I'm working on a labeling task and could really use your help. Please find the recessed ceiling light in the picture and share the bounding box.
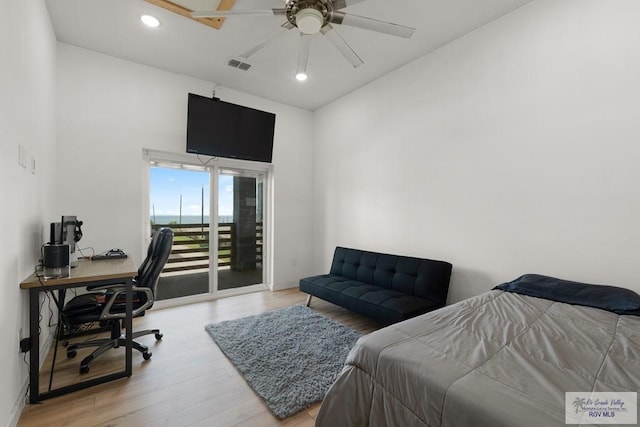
[295,72,308,82]
[140,15,160,28]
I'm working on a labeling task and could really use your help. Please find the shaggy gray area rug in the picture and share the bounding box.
[204,304,361,419]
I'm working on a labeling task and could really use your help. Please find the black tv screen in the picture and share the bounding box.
[186,93,276,163]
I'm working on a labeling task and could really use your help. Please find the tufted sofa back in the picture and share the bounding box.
[329,246,452,306]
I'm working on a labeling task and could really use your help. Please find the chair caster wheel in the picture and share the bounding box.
[155,333,163,340]
[67,350,77,359]
[80,365,89,374]
[143,352,152,360]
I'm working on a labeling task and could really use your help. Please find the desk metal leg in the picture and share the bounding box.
[125,278,132,376]
[28,288,40,404]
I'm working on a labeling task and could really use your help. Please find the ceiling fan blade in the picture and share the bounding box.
[320,24,363,68]
[296,34,312,78]
[328,12,415,38]
[239,28,291,59]
[332,0,368,10]
[192,9,286,19]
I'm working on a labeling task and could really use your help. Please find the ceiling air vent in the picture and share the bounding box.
[228,59,251,71]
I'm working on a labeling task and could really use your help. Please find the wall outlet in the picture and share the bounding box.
[20,337,31,353]
[18,328,30,353]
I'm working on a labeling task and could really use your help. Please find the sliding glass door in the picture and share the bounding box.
[147,154,270,302]
[150,165,211,300]
[216,168,265,291]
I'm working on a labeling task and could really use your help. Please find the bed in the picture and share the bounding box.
[316,274,640,426]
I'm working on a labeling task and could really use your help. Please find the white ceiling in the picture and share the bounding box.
[45,0,531,111]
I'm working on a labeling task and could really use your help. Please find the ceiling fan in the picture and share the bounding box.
[192,0,416,81]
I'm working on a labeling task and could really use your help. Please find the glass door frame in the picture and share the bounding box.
[211,164,270,297]
[143,149,273,307]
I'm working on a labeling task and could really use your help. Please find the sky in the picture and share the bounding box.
[150,167,233,217]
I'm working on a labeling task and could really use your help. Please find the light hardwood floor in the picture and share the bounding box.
[18,289,379,427]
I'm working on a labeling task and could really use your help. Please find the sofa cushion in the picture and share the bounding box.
[329,247,452,304]
[302,247,452,325]
[300,274,442,325]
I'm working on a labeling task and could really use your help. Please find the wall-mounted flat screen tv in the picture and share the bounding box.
[186,93,276,163]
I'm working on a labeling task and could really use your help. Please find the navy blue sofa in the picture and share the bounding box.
[300,247,453,325]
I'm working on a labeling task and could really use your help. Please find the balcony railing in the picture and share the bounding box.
[151,222,263,274]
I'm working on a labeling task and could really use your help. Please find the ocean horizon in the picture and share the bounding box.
[151,214,233,224]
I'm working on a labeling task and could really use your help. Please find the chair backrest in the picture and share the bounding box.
[135,227,174,306]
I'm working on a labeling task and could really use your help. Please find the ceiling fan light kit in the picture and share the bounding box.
[296,8,324,35]
[191,0,416,81]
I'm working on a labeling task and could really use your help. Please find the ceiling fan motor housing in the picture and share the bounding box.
[286,0,332,35]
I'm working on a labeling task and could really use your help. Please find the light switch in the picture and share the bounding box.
[18,144,27,168]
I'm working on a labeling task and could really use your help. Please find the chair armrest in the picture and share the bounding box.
[130,286,154,316]
[98,286,153,320]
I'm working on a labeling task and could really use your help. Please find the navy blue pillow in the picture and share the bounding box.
[495,274,640,316]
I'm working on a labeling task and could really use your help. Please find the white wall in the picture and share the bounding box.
[55,44,314,291]
[6,0,640,422]
[0,0,57,425]
[312,0,640,303]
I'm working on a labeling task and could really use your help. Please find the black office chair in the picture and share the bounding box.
[62,227,174,373]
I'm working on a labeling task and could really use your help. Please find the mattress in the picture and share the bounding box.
[316,289,640,426]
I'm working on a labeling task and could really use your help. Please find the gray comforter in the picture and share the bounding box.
[316,290,640,426]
